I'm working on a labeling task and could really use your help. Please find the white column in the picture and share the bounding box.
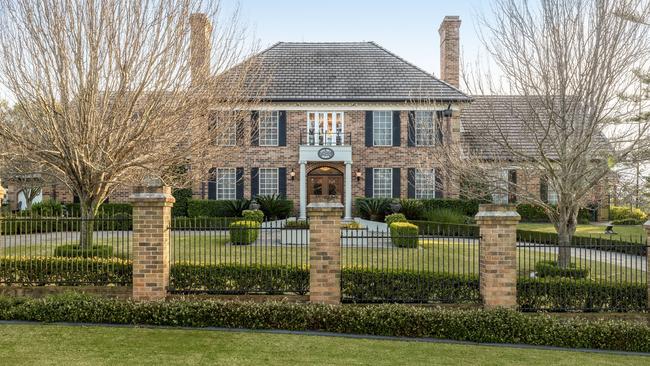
[344,162,353,221]
[299,161,307,220]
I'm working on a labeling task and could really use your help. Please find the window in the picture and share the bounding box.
[491,169,510,204]
[373,168,393,198]
[259,111,279,146]
[217,121,237,146]
[548,185,559,205]
[373,111,392,146]
[215,168,237,200]
[415,169,436,199]
[259,168,279,196]
[415,111,435,146]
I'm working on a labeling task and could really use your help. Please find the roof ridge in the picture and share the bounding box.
[367,42,470,100]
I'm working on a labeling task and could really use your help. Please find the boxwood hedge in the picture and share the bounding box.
[0,292,649,352]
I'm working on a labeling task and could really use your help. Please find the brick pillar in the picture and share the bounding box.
[308,202,343,305]
[643,220,650,309]
[130,184,175,301]
[475,204,521,309]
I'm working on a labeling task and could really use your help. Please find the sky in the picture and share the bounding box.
[232,0,491,78]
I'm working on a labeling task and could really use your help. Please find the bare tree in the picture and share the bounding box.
[419,0,650,267]
[0,0,264,246]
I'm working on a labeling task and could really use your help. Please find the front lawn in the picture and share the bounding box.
[0,324,647,365]
[518,223,647,241]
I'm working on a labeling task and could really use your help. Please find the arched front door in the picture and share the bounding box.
[307,166,344,204]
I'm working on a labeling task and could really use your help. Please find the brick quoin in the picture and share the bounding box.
[130,184,175,301]
[308,202,343,305]
[475,204,520,309]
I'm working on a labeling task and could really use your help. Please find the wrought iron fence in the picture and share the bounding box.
[168,218,309,295]
[340,223,481,304]
[0,216,132,286]
[517,231,648,311]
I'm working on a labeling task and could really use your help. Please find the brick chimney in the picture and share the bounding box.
[438,16,461,88]
[190,13,212,85]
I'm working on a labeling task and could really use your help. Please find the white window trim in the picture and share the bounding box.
[414,111,435,147]
[373,168,393,198]
[372,111,393,147]
[306,111,346,146]
[415,168,436,199]
[259,168,279,196]
[491,169,510,204]
[215,168,237,200]
[259,111,279,147]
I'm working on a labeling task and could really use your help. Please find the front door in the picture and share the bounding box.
[307,166,344,203]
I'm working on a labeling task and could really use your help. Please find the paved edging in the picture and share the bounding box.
[0,320,648,357]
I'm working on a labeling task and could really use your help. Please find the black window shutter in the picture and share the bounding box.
[392,111,401,146]
[392,168,401,198]
[365,111,373,147]
[251,168,259,198]
[508,169,518,204]
[435,111,444,145]
[278,167,287,197]
[365,168,373,197]
[208,168,217,200]
[407,111,416,147]
[407,168,416,198]
[236,119,245,146]
[540,176,548,203]
[278,111,287,146]
[236,167,244,199]
[435,169,444,199]
[250,111,259,146]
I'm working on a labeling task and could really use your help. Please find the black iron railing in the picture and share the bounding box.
[300,128,352,146]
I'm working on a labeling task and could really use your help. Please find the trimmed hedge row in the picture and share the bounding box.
[1,293,650,352]
[517,229,647,256]
[409,220,480,237]
[0,216,132,235]
[187,200,234,218]
[0,257,132,285]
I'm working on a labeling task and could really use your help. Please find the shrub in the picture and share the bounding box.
[242,209,264,223]
[516,230,647,256]
[389,222,419,248]
[341,221,364,229]
[356,198,391,221]
[224,199,251,217]
[255,195,293,220]
[516,204,549,222]
[187,200,231,218]
[63,203,132,217]
[398,199,424,220]
[0,257,131,285]
[610,218,643,225]
[171,189,193,217]
[30,200,64,217]
[100,212,132,231]
[228,220,260,245]
[284,220,309,229]
[419,199,481,217]
[410,220,479,237]
[53,245,114,259]
[422,208,469,224]
[2,293,650,352]
[534,260,589,279]
[172,216,239,230]
[610,205,647,221]
[384,213,407,226]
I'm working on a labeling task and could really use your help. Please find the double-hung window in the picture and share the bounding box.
[259,168,279,196]
[215,168,237,200]
[415,111,435,146]
[373,111,392,146]
[373,168,393,198]
[259,111,279,146]
[491,169,510,204]
[415,169,436,199]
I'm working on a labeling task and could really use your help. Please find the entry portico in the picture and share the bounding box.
[298,113,353,221]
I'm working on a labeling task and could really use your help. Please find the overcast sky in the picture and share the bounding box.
[233,0,491,78]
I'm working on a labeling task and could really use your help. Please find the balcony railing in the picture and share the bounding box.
[300,128,352,146]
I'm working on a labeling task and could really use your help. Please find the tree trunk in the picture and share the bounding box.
[556,207,578,268]
[79,201,96,248]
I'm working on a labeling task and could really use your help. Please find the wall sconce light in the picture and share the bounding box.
[355,169,362,182]
[290,169,295,181]
[442,103,453,118]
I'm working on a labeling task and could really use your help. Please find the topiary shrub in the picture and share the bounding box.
[255,195,293,220]
[534,260,589,279]
[53,245,114,258]
[389,222,419,248]
[384,213,407,226]
[228,220,260,245]
[242,209,264,223]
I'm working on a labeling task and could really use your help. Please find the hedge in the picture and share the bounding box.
[1,258,644,312]
[0,216,133,235]
[171,216,239,230]
[187,200,233,218]
[534,260,589,279]
[516,229,647,256]
[409,220,480,237]
[171,188,193,217]
[516,204,592,224]
[610,205,648,221]
[419,199,482,217]
[1,293,649,352]
[53,245,114,259]
[64,203,132,217]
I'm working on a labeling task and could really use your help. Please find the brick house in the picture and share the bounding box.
[1,14,608,220]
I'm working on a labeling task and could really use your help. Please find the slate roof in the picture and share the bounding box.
[226,42,470,102]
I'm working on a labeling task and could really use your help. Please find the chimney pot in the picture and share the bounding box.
[438,16,461,88]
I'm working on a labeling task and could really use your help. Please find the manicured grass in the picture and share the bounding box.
[518,223,647,241]
[0,323,647,365]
